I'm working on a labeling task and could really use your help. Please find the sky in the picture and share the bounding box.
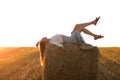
[0,0,120,47]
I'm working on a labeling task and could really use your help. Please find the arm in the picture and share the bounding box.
[36,41,40,47]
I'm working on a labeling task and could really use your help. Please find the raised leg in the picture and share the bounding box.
[77,27,104,40]
[72,17,100,32]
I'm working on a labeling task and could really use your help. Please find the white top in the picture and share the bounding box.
[49,34,63,48]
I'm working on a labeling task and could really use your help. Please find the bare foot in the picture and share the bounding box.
[94,35,104,40]
[92,16,100,25]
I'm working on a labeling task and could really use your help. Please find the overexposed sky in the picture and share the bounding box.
[0,0,120,47]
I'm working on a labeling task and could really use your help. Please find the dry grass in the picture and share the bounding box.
[99,47,120,64]
[98,47,120,80]
[0,47,41,80]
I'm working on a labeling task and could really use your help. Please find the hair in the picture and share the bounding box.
[40,37,49,58]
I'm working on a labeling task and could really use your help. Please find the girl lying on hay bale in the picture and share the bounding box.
[36,16,104,66]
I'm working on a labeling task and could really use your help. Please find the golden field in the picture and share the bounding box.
[0,47,120,80]
[98,47,120,80]
[0,47,41,80]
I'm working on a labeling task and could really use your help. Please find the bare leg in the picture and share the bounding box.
[72,17,100,32]
[72,17,103,40]
[77,27,104,40]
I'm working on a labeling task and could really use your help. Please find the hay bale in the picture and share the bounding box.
[44,43,99,80]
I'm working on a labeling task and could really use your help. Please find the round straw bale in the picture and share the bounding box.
[44,43,99,80]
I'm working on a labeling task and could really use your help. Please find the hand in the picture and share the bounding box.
[36,42,39,47]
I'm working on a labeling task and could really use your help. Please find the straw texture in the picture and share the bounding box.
[44,43,99,80]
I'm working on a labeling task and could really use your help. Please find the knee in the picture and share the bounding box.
[80,27,84,31]
[77,27,83,32]
[74,24,81,29]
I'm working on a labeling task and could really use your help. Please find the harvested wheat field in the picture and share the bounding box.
[98,47,120,80]
[0,47,41,80]
[0,45,120,80]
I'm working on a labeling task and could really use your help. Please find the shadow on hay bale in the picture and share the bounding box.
[44,43,100,80]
